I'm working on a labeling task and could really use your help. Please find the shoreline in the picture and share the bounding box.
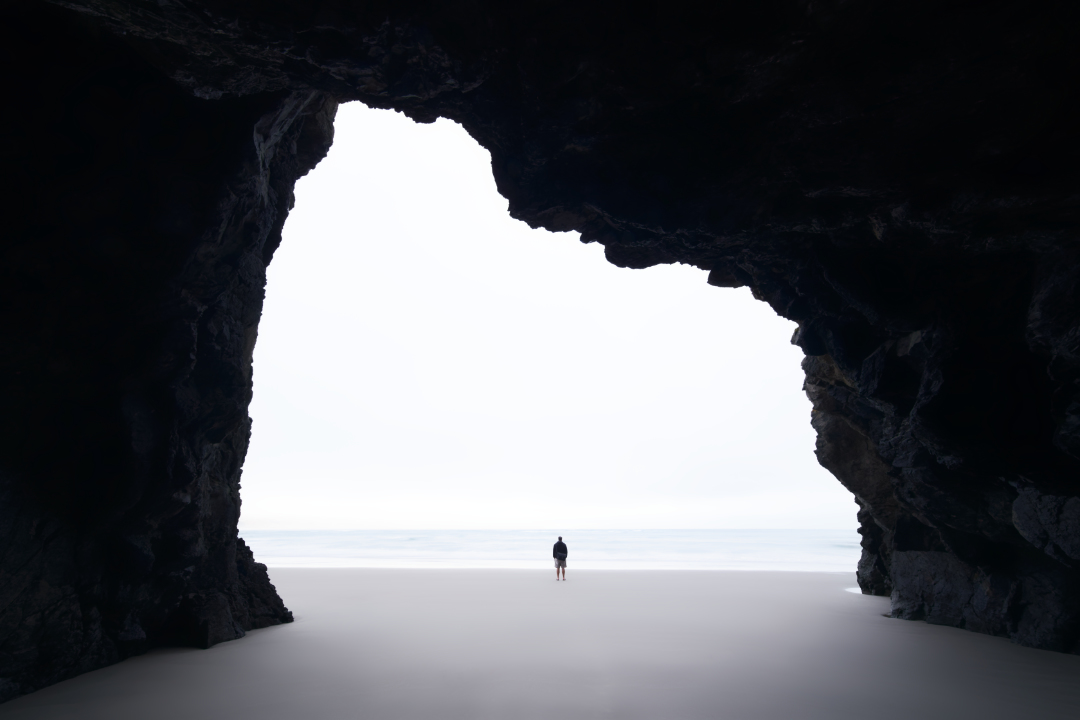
[258,565,862,571]
[240,528,862,573]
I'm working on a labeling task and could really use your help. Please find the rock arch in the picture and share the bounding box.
[2,0,1079,700]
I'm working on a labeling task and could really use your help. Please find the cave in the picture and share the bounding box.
[2,0,1080,702]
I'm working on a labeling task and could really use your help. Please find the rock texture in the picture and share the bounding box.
[2,0,1080,701]
[0,3,335,701]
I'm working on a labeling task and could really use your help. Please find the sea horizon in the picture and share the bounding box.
[242,528,861,572]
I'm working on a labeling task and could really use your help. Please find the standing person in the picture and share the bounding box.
[553,536,568,581]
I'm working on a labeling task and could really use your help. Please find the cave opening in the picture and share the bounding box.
[7,0,1080,705]
[238,102,857,564]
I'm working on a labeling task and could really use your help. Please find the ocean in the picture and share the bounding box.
[242,529,861,572]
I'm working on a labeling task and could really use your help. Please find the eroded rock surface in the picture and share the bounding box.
[2,0,1079,701]
[0,3,334,700]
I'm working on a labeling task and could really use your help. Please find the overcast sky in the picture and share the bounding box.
[238,102,856,530]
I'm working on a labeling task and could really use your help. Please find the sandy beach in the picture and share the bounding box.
[1,569,1078,719]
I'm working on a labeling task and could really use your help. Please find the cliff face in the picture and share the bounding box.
[3,0,1080,700]
[0,4,335,700]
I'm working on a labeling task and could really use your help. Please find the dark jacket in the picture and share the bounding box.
[553,541,568,560]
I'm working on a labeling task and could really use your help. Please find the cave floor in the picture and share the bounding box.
[2,569,1078,719]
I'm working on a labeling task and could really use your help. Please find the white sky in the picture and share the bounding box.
[239,102,856,530]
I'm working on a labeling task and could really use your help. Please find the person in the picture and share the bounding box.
[553,536,568,581]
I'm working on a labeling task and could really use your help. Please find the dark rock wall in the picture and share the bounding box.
[0,4,335,701]
[3,0,1080,700]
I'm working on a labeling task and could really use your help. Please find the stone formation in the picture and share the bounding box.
[1,0,1078,700]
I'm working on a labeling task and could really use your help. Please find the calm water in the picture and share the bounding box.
[242,529,860,572]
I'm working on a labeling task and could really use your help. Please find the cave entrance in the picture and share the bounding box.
[239,102,855,566]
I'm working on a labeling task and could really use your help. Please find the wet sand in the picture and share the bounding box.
[1,569,1078,719]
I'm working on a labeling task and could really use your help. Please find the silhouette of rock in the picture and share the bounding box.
[2,0,1079,701]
